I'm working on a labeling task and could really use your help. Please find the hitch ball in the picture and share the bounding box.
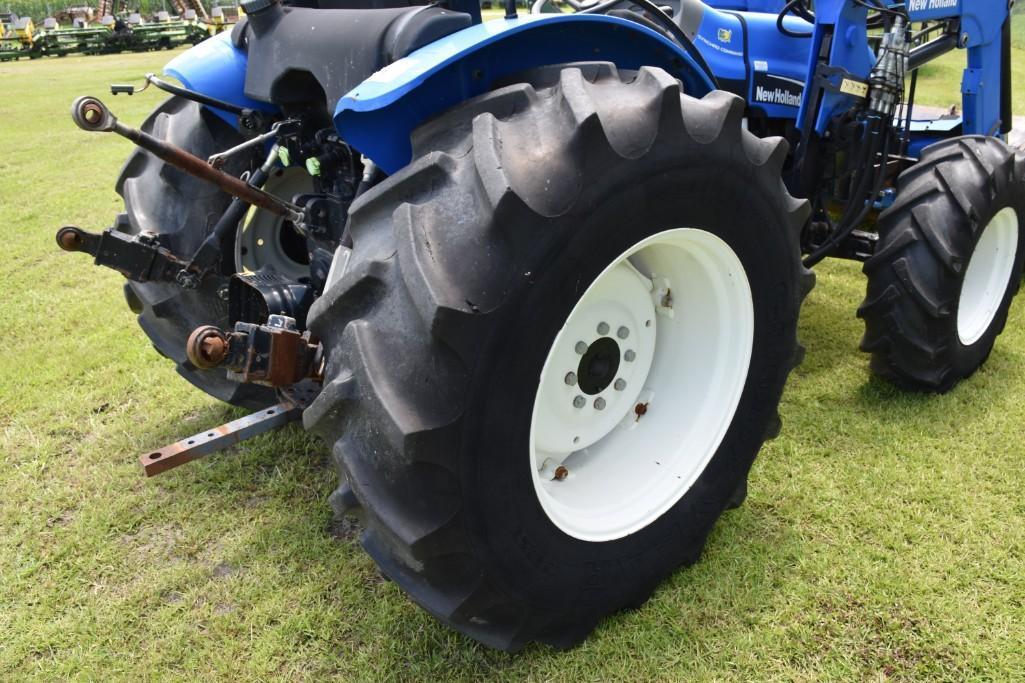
[55,226,86,252]
[186,325,230,369]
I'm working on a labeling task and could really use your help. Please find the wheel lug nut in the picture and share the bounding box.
[573,396,586,409]
[597,322,609,335]
[564,372,577,386]
[575,341,588,355]
[594,397,606,410]
[617,326,629,339]
[624,349,636,362]
[614,379,626,391]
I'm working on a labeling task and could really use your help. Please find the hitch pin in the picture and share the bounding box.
[70,96,304,225]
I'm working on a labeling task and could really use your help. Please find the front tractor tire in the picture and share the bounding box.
[859,137,1025,392]
[305,65,813,650]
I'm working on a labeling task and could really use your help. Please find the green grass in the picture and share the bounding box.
[3,44,1025,682]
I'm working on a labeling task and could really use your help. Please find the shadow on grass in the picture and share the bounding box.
[356,498,804,675]
[127,398,805,674]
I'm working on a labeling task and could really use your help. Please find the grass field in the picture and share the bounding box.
[3,32,1025,681]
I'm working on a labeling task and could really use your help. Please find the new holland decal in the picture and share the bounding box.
[908,0,958,10]
[752,73,805,108]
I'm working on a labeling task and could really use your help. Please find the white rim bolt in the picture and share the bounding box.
[573,396,586,409]
[594,397,606,410]
[597,322,610,335]
[617,326,629,339]
[614,379,626,391]
[565,372,577,386]
[575,341,588,355]
[624,349,636,362]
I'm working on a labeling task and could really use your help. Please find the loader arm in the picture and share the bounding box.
[798,0,1010,138]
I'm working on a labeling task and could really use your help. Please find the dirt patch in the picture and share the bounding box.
[328,516,362,542]
[45,509,75,528]
[211,561,236,579]
[213,602,236,616]
[120,523,185,562]
[162,590,185,604]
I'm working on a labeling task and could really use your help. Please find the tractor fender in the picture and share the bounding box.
[334,14,718,173]
[164,31,278,129]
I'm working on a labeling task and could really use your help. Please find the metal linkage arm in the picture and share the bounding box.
[70,96,303,225]
[140,401,303,476]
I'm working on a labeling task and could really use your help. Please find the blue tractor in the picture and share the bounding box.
[60,0,1023,650]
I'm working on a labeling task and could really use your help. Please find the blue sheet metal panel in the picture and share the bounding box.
[687,6,811,121]
[796,0,875,134]
[335,14,716,173]
[706,0,785,10]
[958,1,1007,137]
[689,10,746,85]
[164,32,279,128]
[960,41,1003,136]
[742,11,813,120]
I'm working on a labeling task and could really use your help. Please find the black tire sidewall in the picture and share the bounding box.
[863,138,1025,391]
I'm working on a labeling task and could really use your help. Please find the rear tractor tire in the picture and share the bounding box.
[305,65,814,650]
[859,136,1025,392]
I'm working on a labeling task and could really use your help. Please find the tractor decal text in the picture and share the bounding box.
[695,32,742,58]
[908,0,958,11]
[752,73,804,108]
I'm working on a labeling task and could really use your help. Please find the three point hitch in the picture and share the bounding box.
[58,96,305,291]
[59,96,325,477]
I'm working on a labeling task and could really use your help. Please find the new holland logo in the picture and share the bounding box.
[752,73,805,108]
[717,28,732,43]
[755,86,802,107]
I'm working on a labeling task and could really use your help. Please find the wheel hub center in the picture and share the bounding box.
[578,337,621,395]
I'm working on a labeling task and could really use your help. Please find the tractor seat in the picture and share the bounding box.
[236,3,473,110]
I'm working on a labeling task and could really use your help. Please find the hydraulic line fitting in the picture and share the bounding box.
[869,16,909,117]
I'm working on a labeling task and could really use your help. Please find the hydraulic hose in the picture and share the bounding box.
[803,118,893,268]
[776,0,813,38]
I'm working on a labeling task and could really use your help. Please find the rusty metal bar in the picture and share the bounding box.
[115,120,303,223]
[139,401,302,477]
[70,96,303,225]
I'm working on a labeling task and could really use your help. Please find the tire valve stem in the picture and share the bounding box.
[634,402,649,422]
[553,466,569,481]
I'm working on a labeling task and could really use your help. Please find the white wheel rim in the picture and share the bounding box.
[957,207,1019,346]
[529,228,754,542]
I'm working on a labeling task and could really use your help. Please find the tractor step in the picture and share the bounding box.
[139,401,303,477]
